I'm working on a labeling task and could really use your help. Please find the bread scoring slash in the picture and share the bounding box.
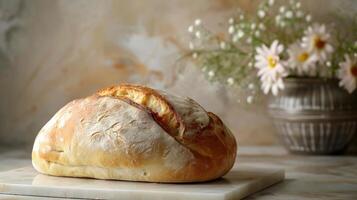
[32,84,237,183]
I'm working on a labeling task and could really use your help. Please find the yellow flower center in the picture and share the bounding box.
[314,36,326,50]
[351,65,357,77]
[298,52,309,62]
[267,56,277,69]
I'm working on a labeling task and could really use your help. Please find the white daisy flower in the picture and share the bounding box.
[261,76,285,96]
[302,24,333,63]
[338,55,357,93]
[287,42,318,76]
[255,40,287,95]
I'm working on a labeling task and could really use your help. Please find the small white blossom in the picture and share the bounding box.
[228,17,234,24]
[192,52,198,59]
[239,14,245,20]
[227,77,234,85]
[189,42,194,50]
[285,11,293,18]
[247,96,254,104]
[195,31,201,38]
[208,70,215,77]
[296,2,301,8]
[280,21,286,27]
[232,35,239,42]
[258,10,266,18]
[237,30,244,38]
[326,61,331,67]
[220,41,226,49]
[194,19,202,26]
[248,62,253,68]
[338,55,357,93]
[302,24,334,63]
[268,0,275,6]
[228,26,235,34]
[188,25,194,33]
[258,23,266,30]
[255,40,287,95]
[248,83,255,90]
[246,37,252,44]
[275,15,282,24]
[251,23,256,30]
[255,31,260,37]
[279,6,286,13]
[296,11,304,18]
[306,15,312,22]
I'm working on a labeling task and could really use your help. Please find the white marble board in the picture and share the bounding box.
[0,166,284,200]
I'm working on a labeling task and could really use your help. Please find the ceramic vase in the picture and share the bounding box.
[268,78,357,154]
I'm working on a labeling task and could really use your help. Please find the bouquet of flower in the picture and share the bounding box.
[186,0,357,103]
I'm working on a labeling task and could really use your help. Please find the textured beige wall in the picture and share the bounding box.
[0,0,356,147]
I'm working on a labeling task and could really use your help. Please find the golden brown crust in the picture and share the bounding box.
[97,84,184,138]
[32,84,237,182]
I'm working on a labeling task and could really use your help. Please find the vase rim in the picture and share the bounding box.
[284,77,338,83]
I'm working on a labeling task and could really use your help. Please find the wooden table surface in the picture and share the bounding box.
[1,146,356,199]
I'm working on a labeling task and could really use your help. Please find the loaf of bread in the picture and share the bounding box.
[32,84,237,182]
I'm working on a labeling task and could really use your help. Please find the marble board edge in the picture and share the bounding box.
[0,166,285,200]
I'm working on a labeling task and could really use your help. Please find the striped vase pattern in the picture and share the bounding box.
[268,78,357,154]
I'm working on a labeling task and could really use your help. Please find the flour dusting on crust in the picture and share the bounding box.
[32,85,237,183]
[158,91,210,136]
[50,96,193,170]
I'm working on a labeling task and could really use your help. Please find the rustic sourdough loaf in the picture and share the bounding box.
[32,84,237,182]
